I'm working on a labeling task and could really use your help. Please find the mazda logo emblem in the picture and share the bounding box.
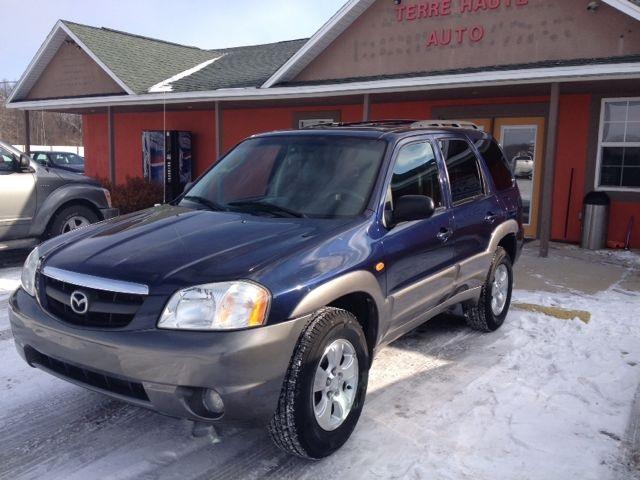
[70,290,89,315]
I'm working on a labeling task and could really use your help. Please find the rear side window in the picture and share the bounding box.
[0,146,16,173]
[391,142,443,208]
[439,139,484,204]
[475,138,514,191]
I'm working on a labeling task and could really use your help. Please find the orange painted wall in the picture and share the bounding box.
[550,94,591,243]
[84,110,216,183]
[82,95,639,248]
[609,202,640,248]
[221,103,363,153]
[82,113,109,180]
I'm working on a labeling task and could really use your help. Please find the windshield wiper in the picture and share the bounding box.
[183,195,227,212]
[228,200,306,218]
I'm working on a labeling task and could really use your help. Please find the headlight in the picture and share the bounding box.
[21,247,40,297]
[158,281,270,331]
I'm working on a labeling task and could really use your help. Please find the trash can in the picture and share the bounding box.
[581,191,610,250]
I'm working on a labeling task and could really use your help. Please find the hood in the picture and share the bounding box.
[51,167,97,184]
[43,205,353,294]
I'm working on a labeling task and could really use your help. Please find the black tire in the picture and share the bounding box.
[463,246,513,332]
[47,205,99,238]
[268,307,369,459]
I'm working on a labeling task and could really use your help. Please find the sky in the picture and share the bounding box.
[0,0,347,82]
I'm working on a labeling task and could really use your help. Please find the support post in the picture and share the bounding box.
[23,111,31,154]
[362,94,371,122]
[108,106,115,185]
[539,82,560,258]
[214,101,222,161]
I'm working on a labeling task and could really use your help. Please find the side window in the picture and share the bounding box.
[33,153,49,166]
[475,137,514,191]
[391,142,443,208]
[439,139,484,204]
[54,153,68,164]
[0,147,16,173]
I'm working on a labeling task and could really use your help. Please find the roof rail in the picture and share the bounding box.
[302,119,417,129]
[411,120,480,130]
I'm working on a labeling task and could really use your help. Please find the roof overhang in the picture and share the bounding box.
[7,20,134,104]
[7,61,640,111]
[601,0,640,21]
[262,0,640,88]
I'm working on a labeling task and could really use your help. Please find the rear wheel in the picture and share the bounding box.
[463,246,513,332]
[268,307,369,459]
[47,205,99,238]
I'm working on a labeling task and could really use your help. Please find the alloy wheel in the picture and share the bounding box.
[312,338,359,431]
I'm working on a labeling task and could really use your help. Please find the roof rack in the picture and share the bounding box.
[410,120,480,130]
[301,119,417,129]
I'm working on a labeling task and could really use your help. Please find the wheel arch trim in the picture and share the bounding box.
[290,271,388,329]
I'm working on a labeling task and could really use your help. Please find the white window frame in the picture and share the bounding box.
[595,97,640,192]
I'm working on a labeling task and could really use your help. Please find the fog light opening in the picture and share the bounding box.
[202,388,225,416]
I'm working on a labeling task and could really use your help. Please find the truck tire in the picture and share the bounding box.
[268,307,369,459]
[47,205,99,238]
[463,246,513,332]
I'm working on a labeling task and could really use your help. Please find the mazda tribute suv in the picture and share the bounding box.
[9,120,523,459]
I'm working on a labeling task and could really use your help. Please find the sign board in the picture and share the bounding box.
[294,0,640,83]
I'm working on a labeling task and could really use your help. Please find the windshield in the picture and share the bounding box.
[180,135,387,218]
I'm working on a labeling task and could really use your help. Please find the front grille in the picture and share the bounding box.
[26,347,149,402]
[40,275,145,328]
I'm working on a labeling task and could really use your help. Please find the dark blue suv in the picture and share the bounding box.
[9,120,523,459]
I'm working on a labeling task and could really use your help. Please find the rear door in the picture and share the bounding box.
[473,135,521,226]
[382,139,456,333]
[438,136,504,290]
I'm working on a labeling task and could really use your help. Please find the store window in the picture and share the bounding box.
[597,99,640,190]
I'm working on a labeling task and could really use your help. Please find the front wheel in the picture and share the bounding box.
[47,205,99,238]
[463,246,513,332]
[268,307,369,459]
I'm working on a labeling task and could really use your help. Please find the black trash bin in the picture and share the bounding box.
[581,191,610,250]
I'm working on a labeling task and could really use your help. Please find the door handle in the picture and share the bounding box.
[437,227,453,243]
[485,212,498,224]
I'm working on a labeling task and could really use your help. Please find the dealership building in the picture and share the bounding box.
[6,0,640,249]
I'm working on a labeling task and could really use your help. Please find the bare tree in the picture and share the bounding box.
[0,80,83,146]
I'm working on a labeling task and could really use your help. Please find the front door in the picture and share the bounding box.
[0,146,37,240]
[494,117,545,238]
[382,140,455,334]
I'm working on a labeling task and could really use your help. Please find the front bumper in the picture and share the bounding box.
[9,288,308,424]
[99,208,120,220]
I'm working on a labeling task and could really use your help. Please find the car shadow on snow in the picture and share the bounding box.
[0,312,503,480]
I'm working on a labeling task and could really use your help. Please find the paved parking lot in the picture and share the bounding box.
[0,244,639,480]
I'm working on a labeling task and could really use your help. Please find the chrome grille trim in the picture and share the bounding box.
[42,266,149,296]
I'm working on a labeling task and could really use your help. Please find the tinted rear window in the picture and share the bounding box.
[439,139,484,204]
[475,138,514,191]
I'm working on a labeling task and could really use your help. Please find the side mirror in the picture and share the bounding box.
[183,181,193,193]
[392,195,436,225]
[18,154,31,170]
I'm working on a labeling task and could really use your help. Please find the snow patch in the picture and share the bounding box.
[148,56,224,93]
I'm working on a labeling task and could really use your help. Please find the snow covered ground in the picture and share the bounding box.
[0,248,639,479]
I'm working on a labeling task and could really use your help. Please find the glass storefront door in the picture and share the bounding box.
[494,117,545,238]
[460,116,545,238]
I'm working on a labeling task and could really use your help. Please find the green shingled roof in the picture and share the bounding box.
[62,20,307,95]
